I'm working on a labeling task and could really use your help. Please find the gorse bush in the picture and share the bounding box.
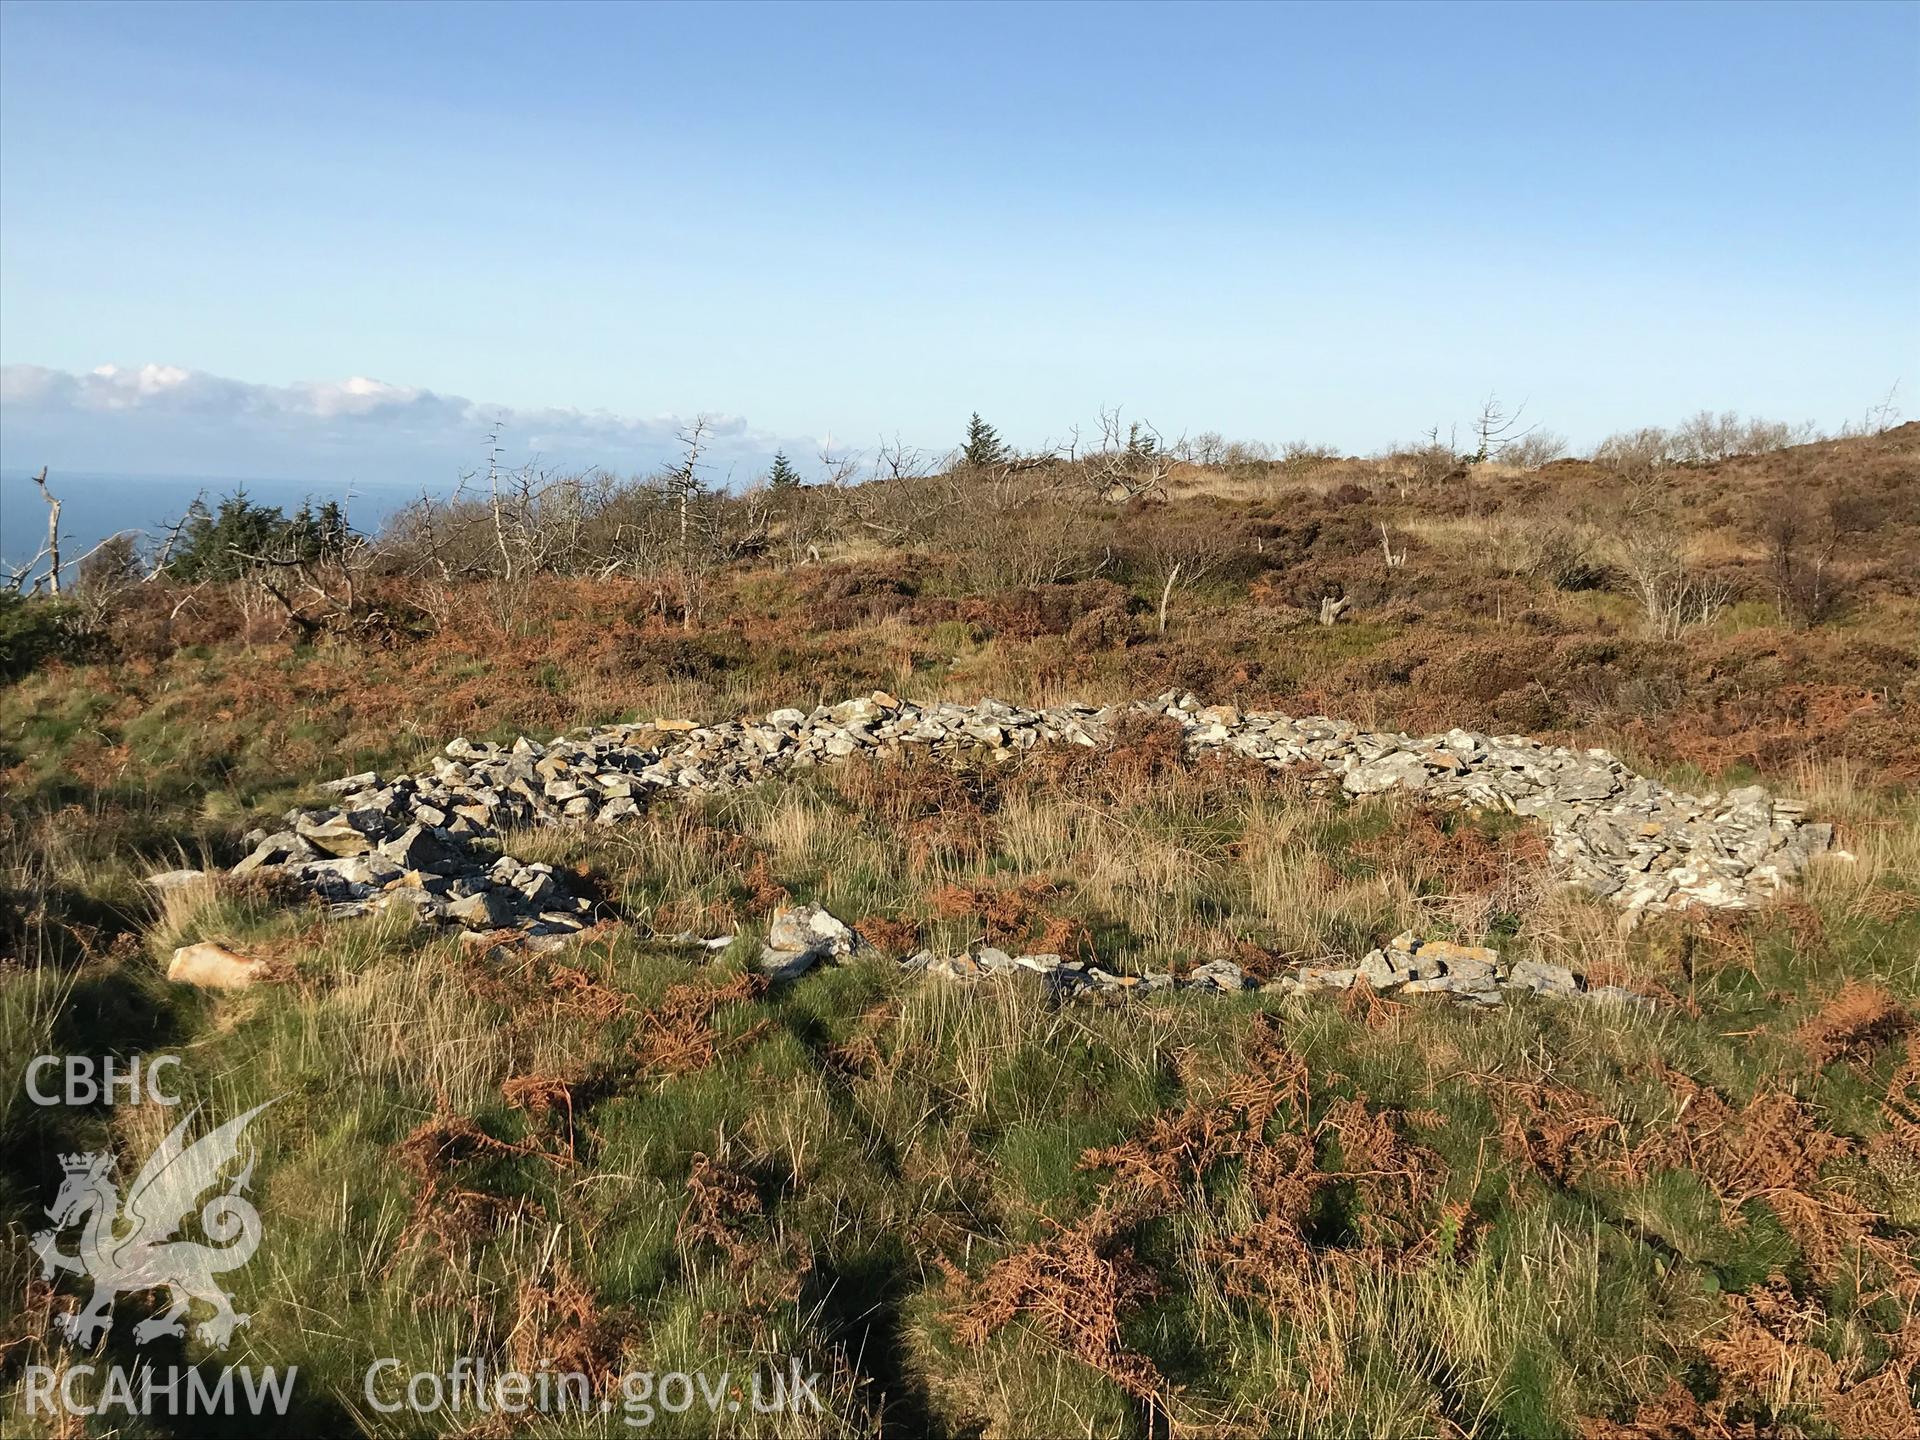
[0,591,88,681]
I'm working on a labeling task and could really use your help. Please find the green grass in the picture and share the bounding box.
[3,658,1918,1436]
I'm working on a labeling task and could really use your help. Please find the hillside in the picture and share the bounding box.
[2,422,1917,1437]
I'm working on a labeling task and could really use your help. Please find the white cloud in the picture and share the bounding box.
[0,362,804,485]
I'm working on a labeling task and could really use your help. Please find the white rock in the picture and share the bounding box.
[168,942,272,989]
[767,903,865,959]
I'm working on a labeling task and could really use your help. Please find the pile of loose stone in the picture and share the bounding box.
[1276,930,1656,1011]
[746,900,1664,1010]
[218,690,1837,994]
[877,925,1658,1011]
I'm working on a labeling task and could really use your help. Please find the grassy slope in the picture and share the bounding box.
[1,433,1917,1438]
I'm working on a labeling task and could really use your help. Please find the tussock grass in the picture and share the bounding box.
[3,423,1917,1432]
[7,738,1914,1435]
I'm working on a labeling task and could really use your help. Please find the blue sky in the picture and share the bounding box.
[1,0,1916,484]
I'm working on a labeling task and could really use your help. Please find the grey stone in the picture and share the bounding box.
[168,942,272,989]
[1401,975,1503,1005]
[376,886,447,921]
[379,824,453,871]
[667,931,737,952]
[1343,751,1429,795]
[927,953,985,982]
[232,830,311,874]
[1552,766,1620,802]
[755,945,824,982]
[1506,959,1579,995]
[251,690,1837,959]
[445,891,520,929]
[1357,948,1412,990]
[1186,959,1248,992]
[767,903,866,959]
[297,814,375,857]
[516,871,561,907]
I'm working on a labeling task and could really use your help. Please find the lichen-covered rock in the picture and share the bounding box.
[1507,958,1580,995]
[1186,958,1249,993]
[767,903,867,960]
[756,903,869,981]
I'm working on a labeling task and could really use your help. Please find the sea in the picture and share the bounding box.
[0,469,451,574]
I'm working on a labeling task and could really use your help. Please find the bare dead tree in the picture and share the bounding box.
[1761,488,1869,625]
[0,468,132,599]
[145,491,205,580]
[650,418,718,629]
[170,581,211,625]
[484,421,515,583]
[1382,425,1459,495]
[1469,394,1537,463]
[933,450,1113,589]
[1141,520,1224,635]
[1861,381,1902,436]
[5,468,64,596]
[385,483,498,583]
[223,509,377,641]
[1616,525,1732,639]
[1075,405,1173,502]
[666,419,709,556]
[32,469,60,595]
[837,436,968,545]
[65,532,145,633]
[1185,431,1227,466]
[1089,447,1171,502]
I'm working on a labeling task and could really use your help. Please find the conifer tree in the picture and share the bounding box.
[316,500,349,559]
[767,450,802,490]
[168,488,290,581]
[962,412,1009,468]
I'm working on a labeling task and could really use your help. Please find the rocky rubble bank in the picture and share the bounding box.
[219,690,1837,985]
[870,923,1659,1011]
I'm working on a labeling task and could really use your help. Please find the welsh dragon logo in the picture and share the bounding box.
[31,1100,274,1350]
